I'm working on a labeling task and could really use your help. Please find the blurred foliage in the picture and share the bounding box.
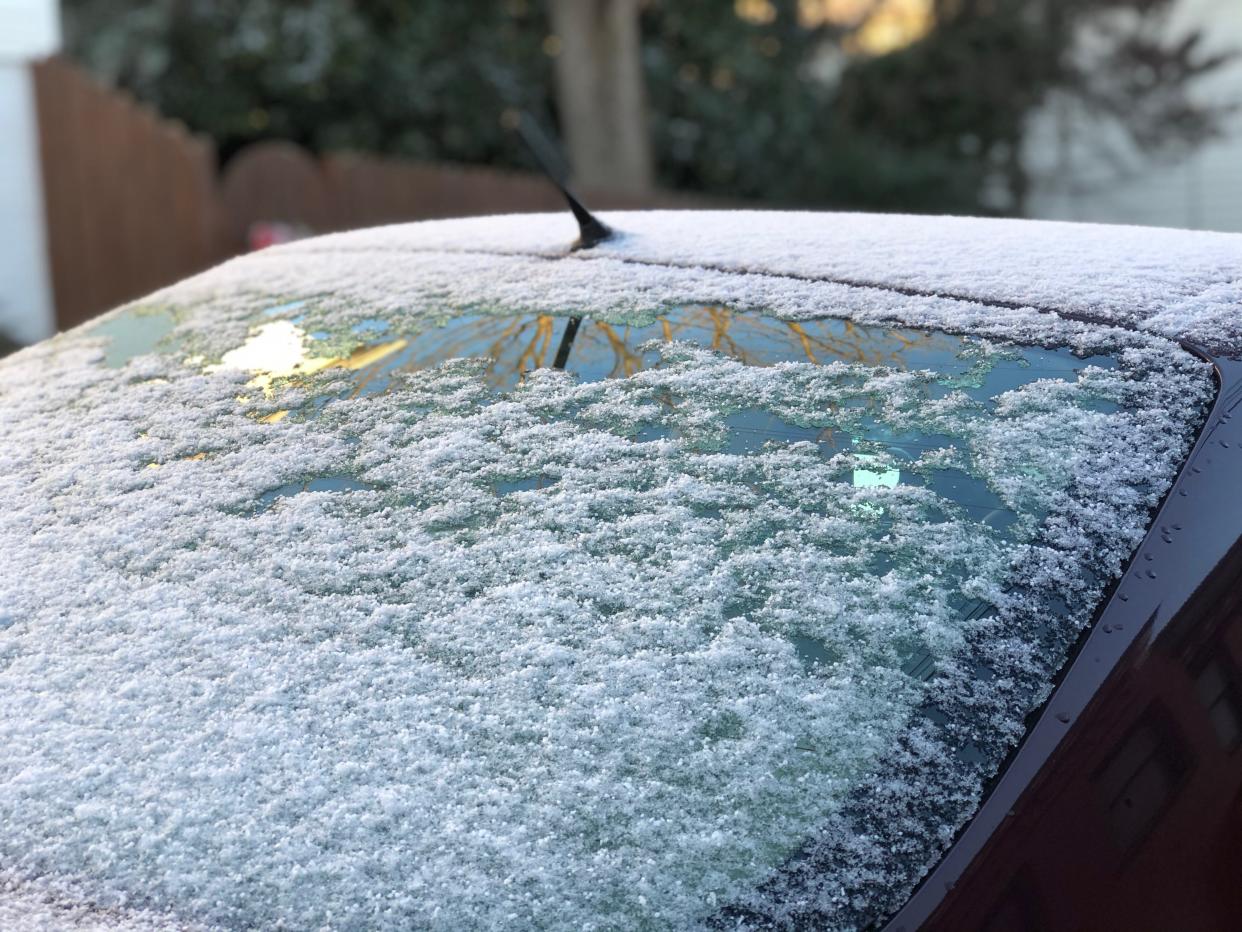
[648,0,1234,212]
[62,0,557,166]
[643,0,982,211]
[63,0,1233,215]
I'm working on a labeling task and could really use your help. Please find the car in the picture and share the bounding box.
[0,207,1240,931]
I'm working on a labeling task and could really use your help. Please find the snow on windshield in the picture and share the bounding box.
[0,291,1213,929]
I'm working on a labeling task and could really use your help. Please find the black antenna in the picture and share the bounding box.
[504,108,613,370]
[551,316,583,370]
[514,111,614,250]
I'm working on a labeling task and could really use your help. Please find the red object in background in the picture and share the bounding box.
[247,221,309,252]
[922,583,1242,932]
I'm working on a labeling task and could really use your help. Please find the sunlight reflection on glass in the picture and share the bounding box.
[205,320,408,395]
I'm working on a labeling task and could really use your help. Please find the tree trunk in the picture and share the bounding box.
[546,0,653,194]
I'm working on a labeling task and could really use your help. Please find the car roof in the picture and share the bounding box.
[245,210,1242,355]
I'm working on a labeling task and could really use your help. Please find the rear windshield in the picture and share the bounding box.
[0,301,1213,929]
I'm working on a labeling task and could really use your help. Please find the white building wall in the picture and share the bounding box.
[1026,0,1242,233]
[0,0,59,345]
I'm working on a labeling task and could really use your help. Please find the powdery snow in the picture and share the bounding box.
[273,210,1242,353]
[0,210,1230,929]
[0,876,193,932]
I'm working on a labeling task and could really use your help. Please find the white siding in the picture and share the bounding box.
[0,0,58,344]
[1026,0,1242,233]
[0,0,59,59]
[0,63,56,344]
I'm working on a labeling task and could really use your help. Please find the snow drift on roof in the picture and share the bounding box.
[266,210,1242,354]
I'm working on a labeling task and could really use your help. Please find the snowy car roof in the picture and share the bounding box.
[0,211,1237,930]
[271,210,1242,353]
[124,209,1242,362]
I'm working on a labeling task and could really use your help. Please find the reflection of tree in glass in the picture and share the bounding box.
[423,314,558,374]
[345,306,963,397]
[375,306,960,391]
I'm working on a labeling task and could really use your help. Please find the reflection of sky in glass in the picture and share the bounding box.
[94,309,178,368]
[377,310,973,391]
[307,307,1117,400]
[94,304,1119,542]
[251,476,374,515]
[95,302,1118,586]
[95,303,1115,398]
[321,308,1110,523]
[243,309,1104,563]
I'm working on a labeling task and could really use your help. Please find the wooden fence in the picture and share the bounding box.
[217,146,692,255]
[32,57,698,332]
[32,58,223,330]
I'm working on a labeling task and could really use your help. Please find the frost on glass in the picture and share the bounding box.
[0,302,1213,930]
